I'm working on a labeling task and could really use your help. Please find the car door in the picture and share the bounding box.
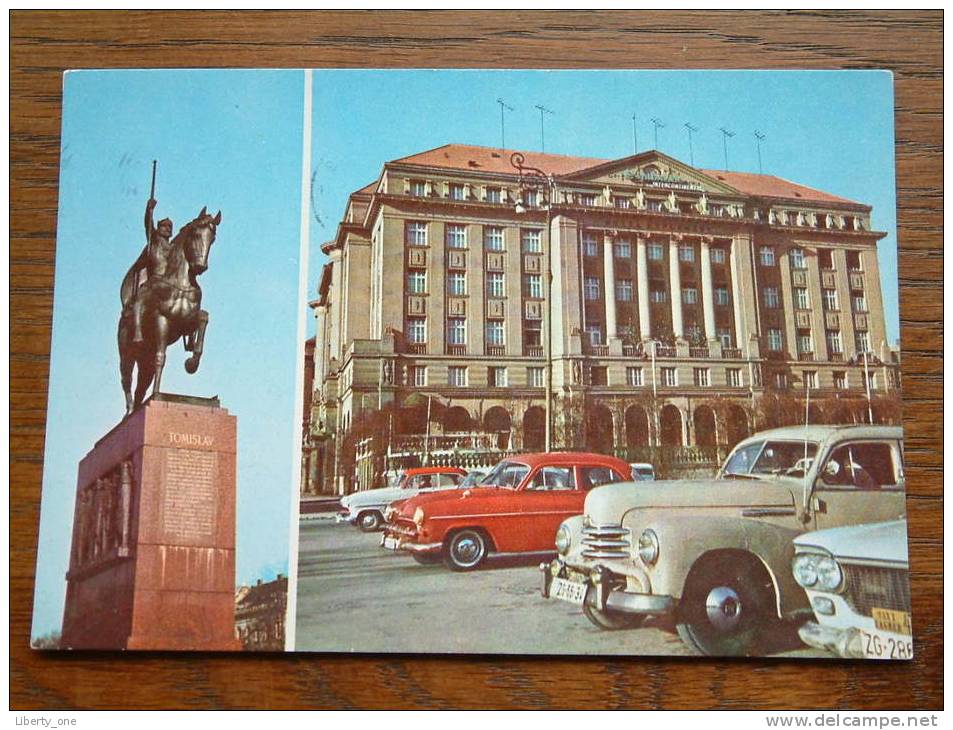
[513,465,585,552]
[811,439,907,531]
[433,473,464,491]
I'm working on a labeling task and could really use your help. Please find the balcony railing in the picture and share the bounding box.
[654,345,677,358]
[445,345,467,356]
[406,343,427,354]
[487,345,506,357]
[524,346,544,358]
[589,345,610,357]
[722,347,743,359]
[689,346,710,359]
[798,352,816,362]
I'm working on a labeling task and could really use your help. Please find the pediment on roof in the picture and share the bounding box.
[565,151,741,196]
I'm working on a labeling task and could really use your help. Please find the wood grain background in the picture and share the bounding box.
[10,10,942,710]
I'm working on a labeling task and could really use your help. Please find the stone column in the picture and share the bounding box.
[861,247,888,359]
[700,237,716,341]
[832,248,857,359]
[777,247,799,360]
[313,303,328,388]
[603,232,620,353]
[805,248,829,361]
[636,236,651,340]
[668,237,684,339]
[327,248,343,363]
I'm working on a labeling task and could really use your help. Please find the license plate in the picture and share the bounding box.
[872,607,912,635]
[860,629,914,660]
[381,535,399,551]
[550,576,587,605]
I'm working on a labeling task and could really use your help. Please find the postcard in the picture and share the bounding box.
[32,69,909,659]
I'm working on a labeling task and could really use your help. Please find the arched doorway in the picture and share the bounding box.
[659,404,683,447]
[693,405,717,447]
[484,406,512,450]
[444,406,472,433]
[724,404,750,448]
[586,404,615,454]
[523,406,546,451]
[625,405,650,450]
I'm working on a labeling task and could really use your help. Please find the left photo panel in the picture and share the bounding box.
[30,69,311,651]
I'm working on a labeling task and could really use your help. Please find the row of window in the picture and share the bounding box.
[583,277,732,306]
[761,286,868,312]
[407,364,542,388]
[580,233,729,264]
[773,370,876,391]
[406,221,542,252]
[407,270,545,299]
[759,246,865,272]
[765,328,871,355]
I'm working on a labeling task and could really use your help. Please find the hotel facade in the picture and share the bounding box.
[303,145,899,494]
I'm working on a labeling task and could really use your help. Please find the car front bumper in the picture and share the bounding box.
[540,558,675,616]
[379,531,442,554]
[798,621,865,659]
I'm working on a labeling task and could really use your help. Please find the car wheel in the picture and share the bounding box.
[357,510,383,532]
[676,562,776,657]
[444,529,488,571]
[583,601,646,631]
[411,553,442,565]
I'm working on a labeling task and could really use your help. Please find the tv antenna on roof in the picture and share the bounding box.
[754,130,766,174]
[650,118,665,150]
[684,122,699,167]
[631,113,639,155]
[535,105,554,152]
[496,98,514,150]
[719,127,736,170]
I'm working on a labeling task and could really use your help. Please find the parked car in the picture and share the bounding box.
[381,452,633,570]
[542,425,905,656]
[338,466,467,531]
[630,462,656,481]
[793,519,911,660]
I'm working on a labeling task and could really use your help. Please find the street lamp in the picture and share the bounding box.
[510,151,557,452]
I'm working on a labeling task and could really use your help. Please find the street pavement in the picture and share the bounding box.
[293,519,827,658]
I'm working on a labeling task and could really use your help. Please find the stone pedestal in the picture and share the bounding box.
[61,394,241,650]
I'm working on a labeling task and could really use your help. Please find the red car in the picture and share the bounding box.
[381,452,633,570]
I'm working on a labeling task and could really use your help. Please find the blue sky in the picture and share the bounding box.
[308,70,899,343]
[31,69,306,639]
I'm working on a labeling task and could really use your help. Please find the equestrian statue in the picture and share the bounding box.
[118,161,221,415]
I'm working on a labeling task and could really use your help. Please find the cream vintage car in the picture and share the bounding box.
[793,519,911,660]
[542,424,906,657]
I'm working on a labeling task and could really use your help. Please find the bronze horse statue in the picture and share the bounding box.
[118,207,221,415]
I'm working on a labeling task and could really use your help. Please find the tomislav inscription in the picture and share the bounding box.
[167,431,214,447]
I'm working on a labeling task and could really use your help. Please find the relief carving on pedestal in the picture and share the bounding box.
[73,459,136,570]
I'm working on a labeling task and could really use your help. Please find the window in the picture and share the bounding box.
[790,247,806,269]
[406,221,428,246]
[447,366,468,387]
[833,371,848,390]
[726,368,743,387]
[485,321,505,346]
[524,320,542,348]
[487,272,505,298]
[650,288,667,304]
[578,193,597,207]
[661,367,678,387]
[853,294,868,312]
[826,330,843,355]
[521,228,542,253]
[717,328,733,348]
[590,366,608,386]
[855,331,871,353]
[774,372,788,389]
[647,198,664,212]
[406,317,427,343]
[586,325,603,346]
[584,277,601,301]
[763,287,779,309]
[409,365,427,387]
[797,332,813,355]
[686,324,703,343]
[715,287,730,306]
[447,271,467,296]
[626,367,644,386]
[682,288,698,305]
[579,466,624,489]
[648,243,664,260]
[803,370,818,390]
[527,366,545,388]
[818,249,834,269]
[525,274,543,299]
[693,368,710,387]
[449,183,465,200]
[447,317,466,346]
[821,443,897,490]
[484,226,505,251]
[410,179,427,196]
[525,189,539,208]
[614,197,631,209]
[767,328,783,351]
[528,466,575,491]
[615,240,632,258]
[679,245,695,263]
[483,461,528,487]
[711,248,726,264]
[847,251,863,271]
[407,269,427,294]
[759,246,776,266]
[485,186,501,203]
[794,287,810,310]
[823,289,839,311]
[582,232,599,257]
[446,223,467,248]
[866,372,877,390]
[488,366,507,387]
[617,279,633,301]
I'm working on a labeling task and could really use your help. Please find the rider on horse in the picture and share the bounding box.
[130,198,174,343]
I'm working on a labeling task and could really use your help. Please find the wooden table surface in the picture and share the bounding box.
[10,10,942,710]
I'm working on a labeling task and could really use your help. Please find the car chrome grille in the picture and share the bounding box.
[842,563,911,617]
[581,523,631,559]
[387,520,418,538]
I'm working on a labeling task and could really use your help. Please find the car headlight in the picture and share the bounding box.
[792,554,818,588]
[413,507,425,526]
[638,529,659,565]
[815,556,843,592]
[792,553,843,592]
[555,524,572,555]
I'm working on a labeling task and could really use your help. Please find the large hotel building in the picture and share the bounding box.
[304,144,899,494]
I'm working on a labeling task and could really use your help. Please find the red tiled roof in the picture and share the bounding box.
[387,144,860,206]
[352,180,378,196]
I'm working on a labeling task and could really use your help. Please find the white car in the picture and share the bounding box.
[793,519,911,660]
[337,467,467,531]
[629,462,655,481]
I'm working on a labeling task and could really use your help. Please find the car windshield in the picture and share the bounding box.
[481,461,530,489]
[633,468,654,480]
[722,440,819,478]
[460,472,488,488]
